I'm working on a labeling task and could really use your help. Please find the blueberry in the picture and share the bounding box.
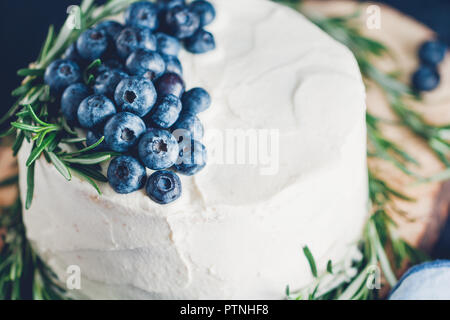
[185,29,215,54]
[174,139,207,176]
[61,83,90,125]
[44,59,82,94]
[162,54,183,76]
[114,77,157,117]
[419,40,447,66]
[171,114,204,142]
[76,28,108,61]
[115,26,157,60]
[181,87,211,115]
[412,65,440,92]
[77,94,117,129]
[86,130,108,151]
[108,156,147,194]
[156,1,187,33]
[166,5,200,39]
[95,20,124,41]
[138,129,179,170]
[126,48,166,80]
[104,112,146,152]
[151,94,182,128]
[125,1,159,31]
[146,170,182,204]
[189,0,215,27]
[156,32,181,56]
[94,69,128,99]
[155,72,185,97]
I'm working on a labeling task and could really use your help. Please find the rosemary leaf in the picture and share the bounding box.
[10,122,42,133]
[12,131,25,156]
[63,136,105,156]
[47,151,72,181]
[26,133,57,167]
[17,69,45,77]
[326,260,333,274]
[302,246,318,278]
[11,82,33,97]
[25,104,51,127]
[38,25,55,63]
[64,155,111,165]
[71,167,102,195]
[26,162,35,210]
[68,164,108,182]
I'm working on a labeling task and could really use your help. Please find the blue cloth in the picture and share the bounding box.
[389,260,450,300]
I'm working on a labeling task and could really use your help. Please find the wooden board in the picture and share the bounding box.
[303,0,450,251]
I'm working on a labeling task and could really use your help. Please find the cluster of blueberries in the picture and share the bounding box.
[412,40,447,92]
[43,0,217,204]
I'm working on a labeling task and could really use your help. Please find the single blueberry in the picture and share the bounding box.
[86,130,108,151]
[146,170,182,204]
[76,28,108,61]
[61,83,90,125]
[171,114,204,142]
[185,28,215,54]
[44,59,82,94]
[156,1,186,34]
[108,156,147,194]
[77,94,117,129]
[155,72,185,97]
[174,139,207,176]
[94,69,129,99]
[95,20,124,41]
[115,26,157,60]
[114,77,157,117]
[151,94,182,128]
[138,129,179,170]
[412,65,440,92]
[189,1,215,27]
[126,48,166,80]
[166,5,200,39]
[181,87,211,115]
[104,112,146,152]
[419,40,447,66]
[125,1,159,31]
[162,54,183,76]
[156,32,181,56]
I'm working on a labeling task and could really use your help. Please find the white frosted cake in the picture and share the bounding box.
[18,0,368,299]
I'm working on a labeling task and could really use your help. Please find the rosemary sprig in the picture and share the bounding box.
[0,198,66,300]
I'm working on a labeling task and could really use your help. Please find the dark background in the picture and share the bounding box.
[0,0,449,257]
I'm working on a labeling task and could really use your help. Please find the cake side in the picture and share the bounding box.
[19,0,368,299]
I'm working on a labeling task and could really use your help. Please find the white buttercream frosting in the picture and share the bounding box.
[18,0,368,299]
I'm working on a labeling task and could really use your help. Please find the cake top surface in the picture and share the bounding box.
[96,0,365,210]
